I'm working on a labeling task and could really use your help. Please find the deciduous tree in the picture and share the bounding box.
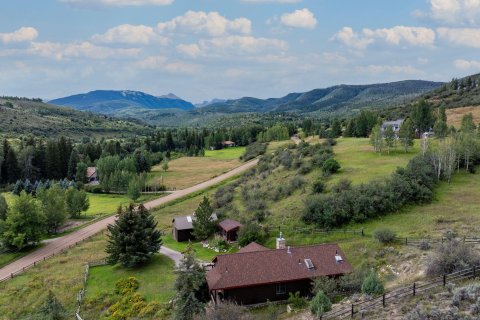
[65,187,89,218]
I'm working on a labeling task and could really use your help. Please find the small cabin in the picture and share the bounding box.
[86,167,99,184]
[172,213,218,242]
[222,141,236,148]
[218,219,242,242]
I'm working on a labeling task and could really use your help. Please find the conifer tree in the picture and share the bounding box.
[106,204,162,267]
[67,149,78,180]
[192,196,215,240]
[5,148,20,183]
[37,290,68,320]
[0,194,7,221]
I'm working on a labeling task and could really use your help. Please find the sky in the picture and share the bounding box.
[1,0,480,103]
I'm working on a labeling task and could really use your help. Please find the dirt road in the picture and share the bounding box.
[0,159,258,282]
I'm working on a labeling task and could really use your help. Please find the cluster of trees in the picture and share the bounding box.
[343,110,379,138]
[12,178,78,196]
[0,187,89,249]
[303,155,437,228]
[256,124,292,142]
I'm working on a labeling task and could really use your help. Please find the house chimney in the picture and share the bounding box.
[276,231,286,250]
[287,246,291,254]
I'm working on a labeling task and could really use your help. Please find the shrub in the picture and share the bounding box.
[208,235,230,253]
[238,222,267,247]
[312,276,338,300]
[426,239,480,277]
[241,143,267,161]
[298,163,312,175]
[312,180,325,194]
[310,291,332,317]
[322,158,341,174]
[288,291,308,310]
[331,179,351,193]
[339,268,369,295]
[419,240,431,250]
[373,228,396,244]
[201,301,248,320]
[361,269,384,296]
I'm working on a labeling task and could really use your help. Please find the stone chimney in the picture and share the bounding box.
[276,231,286,250]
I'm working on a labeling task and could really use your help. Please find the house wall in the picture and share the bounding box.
[173,228,195,242]
[222,279,312,305]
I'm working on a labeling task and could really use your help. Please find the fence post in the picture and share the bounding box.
[443,274,447,286]
[361,229,364,236]
[382,293,386,307]
[351,304,354,317]
[413,282,416,296]
[405,237,408,245]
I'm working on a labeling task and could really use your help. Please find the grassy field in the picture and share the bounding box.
[85,193,160,216]
[149,155,242,190]
[204,146,246,159]
[330,137,420,186]
[84,254,175,304]
[446,105,480,128]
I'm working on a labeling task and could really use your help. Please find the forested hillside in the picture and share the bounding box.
[0,98,152,138]
[423,73,480,108]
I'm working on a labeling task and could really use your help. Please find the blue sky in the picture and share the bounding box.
[1,0,480,102]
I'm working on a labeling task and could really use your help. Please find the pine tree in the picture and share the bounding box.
[361,269,384,296]
[330,119,342,138]
[37,290,68,320]
[106,204,162,267]
[127,176,141,201]
[67,149,78,180]
[5,148,20,183]
[192,196,216,240]
[0,194,8,221]
[398,118,415,152]
[173,245,208,320]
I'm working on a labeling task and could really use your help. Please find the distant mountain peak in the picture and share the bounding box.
[158,93,182,100]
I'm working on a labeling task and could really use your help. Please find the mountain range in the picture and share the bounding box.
[48,80,444,126]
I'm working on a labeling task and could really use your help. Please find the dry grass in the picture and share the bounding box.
[149,156,242,190]
[446,106,480,128]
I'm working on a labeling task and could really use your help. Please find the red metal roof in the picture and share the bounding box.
[86,167,97,178]
[207,243,353,291]
[218,219,242,232]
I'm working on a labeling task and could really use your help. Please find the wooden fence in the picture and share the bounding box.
[75,260,108,320]
[267,226,364,237]
[320,265,479,319]
[396,236,480,247]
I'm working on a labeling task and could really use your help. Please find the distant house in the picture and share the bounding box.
[86,167,99,184]
[222,141,236,148]
[381,119,404,135]
[206,241,353,305]
[218,219,242,242]
[172,213,218,242]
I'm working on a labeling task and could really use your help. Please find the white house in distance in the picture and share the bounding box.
[381,119,404,135]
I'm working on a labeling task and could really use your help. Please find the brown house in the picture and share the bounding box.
[206,242,353,305]
[218,219,242,241]
[86,167,99,184]
[172,213,218,242]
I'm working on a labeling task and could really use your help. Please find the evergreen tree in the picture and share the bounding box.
[461,113,477,133]
[192,196,216,240]
[5,148,20,183]
[410,100,434,133]
[398,119,415,152]
[0,194,7,221]
[38,185,67,234]
[1,139,11,183]
[65,187,89,218]
[45,140,60,179]
[36,290,68,320]
[75,162,88,183]
[361,269,384,296]
[330,119,342,138]
[310,290,332,317]
[127,176,141,201]
[173,245,208,320]
[106,204,162,267]
[1,191,45,249]
[67,149,78,180]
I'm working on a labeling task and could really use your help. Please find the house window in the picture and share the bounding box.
[276,283,287,295]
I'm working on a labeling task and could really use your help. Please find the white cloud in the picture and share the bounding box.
[437,27,480,47]
[158,11,251,37]
[332,26,435,50]
[176,43,202,58]
[332,27,374,50]
[0,27,38,44]
[363,26,435,47]
[280,8,317,29]
[454,58,480,69]
[28,41,140,60]
[355,64,422,75]
[92,24,168,45]
[201,35,288,53]
[135,55,202,74]
[60,0,173,7]
[427,0,480,25]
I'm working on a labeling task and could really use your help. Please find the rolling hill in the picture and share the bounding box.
[50,90,195,114]
[202,80,443,115]
[0,97,152,138]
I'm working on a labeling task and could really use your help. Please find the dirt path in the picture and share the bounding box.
[0,159,258,282]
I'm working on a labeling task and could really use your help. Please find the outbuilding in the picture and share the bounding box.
[218,219,242,242]
[172,213,218,242]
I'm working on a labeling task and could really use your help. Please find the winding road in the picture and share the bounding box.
[0,158,258,282]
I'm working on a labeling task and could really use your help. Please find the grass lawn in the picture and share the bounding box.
[149,156,242,190]
[85,193,160,217]
[162,233,222,262]
[84,254,175,304]
[204,146,246,159]
[330,137,420,186]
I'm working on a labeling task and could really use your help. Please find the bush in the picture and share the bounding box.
[373,228,396,244]
[312,276,338,300]
[288,291,308,310]
[312,180,325,194]
[426,239,480,276]
[419,240,431,250]
[310,291,332,317]
[241,143,267,161]
[238,222,267,247]
[322,158,341,174]
[298,163,312,175]
[361,269,384,296]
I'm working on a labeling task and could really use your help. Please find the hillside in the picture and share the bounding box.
[0,98,152,138]
[50,90,195,114]
[202,80,443,115]
[423,73,480,108]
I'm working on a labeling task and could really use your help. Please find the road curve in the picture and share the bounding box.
[0,159,258,282]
